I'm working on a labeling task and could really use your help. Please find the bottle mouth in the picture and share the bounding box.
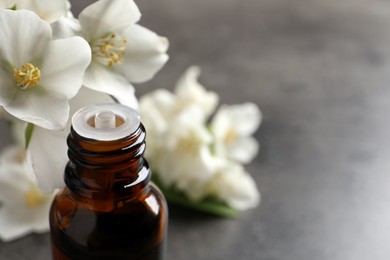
[72,103,140,141]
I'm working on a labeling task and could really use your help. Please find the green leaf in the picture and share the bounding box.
[152,174,239,218]
[25,123,35,149]
[8,5,17,10]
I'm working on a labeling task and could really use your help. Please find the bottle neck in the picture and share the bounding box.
[65,124,151,200]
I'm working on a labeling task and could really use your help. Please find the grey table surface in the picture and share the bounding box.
[2,0,390,259]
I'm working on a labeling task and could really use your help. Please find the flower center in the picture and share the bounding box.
[13,63,41,90]
[224,128,237,143]
[176,132,202,155]
[25,187,43,208]
[92,33,127,66]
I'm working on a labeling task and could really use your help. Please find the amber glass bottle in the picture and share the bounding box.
[49,104,168,260]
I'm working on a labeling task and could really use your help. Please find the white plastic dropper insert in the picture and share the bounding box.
[95,110,116,129]
[72,103,140,141]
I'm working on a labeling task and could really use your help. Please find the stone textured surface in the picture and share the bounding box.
[2,0,390,259]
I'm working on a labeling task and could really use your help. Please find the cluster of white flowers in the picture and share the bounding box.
[0,0,261,242]
[0,0,168,241]
[139,66,261,211]
[0,145,55,242]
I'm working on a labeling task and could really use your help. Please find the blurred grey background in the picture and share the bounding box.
[1,0,390,259]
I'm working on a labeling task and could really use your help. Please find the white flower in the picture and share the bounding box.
[210,103,261,164]
[151,107,217,201]
[0,145,55,242]
[208,162,260,210]
[0,10,91,130]
[139,65,219,140]
[26,88,116,193]
[1,0,71,23]
[174,66,219,121]
[52,0,169,107]
[139,66,261,209]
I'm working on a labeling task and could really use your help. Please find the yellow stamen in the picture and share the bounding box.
[92,33,127,66]
[13,63,41,90]
[224,128,237,143]
[25,187,43,208]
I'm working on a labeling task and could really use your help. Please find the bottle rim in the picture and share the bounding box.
[72,103,140,141]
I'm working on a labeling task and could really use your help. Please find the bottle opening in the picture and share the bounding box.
[72,103,140,141]
[94,110,116,129]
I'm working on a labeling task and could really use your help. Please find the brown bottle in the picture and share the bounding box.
[49,104,168,260]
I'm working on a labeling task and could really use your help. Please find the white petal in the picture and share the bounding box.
[224,173,260,210]
[0,164,30,203]
[4,89,69,130]
[69,87,115,114]
[174,66,219,119]
[210,106,230,141]
[79,0,141,40]
[65,1,72,14]
[0,63,17,107]
[224,103,262,136]
[139,89,177,124]
[164,106,212,150]
[40,37,91,99]
[139,113,165,142]
[0,10,51,67]
[0,192,53,242]
[19,0,70,23]
[177,150,217,201]
[83,62,138,109]
[0,208,34,242]
[156,148,216,201]
[27,126,68,193]
[0,162,53,241]
[209,163,260,210]
[51,16,82,39]
[175,105,208,128]
[139,90,177,161]
[227,137,259,164]
[0,198,52,242]
[0,145,25,165]
[114,24,169,83]
[116,92,139,109]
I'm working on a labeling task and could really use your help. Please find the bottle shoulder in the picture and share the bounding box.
[52,184,167,216]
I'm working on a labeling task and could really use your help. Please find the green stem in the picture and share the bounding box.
[25,123,34,149]
[152,174,239,218]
